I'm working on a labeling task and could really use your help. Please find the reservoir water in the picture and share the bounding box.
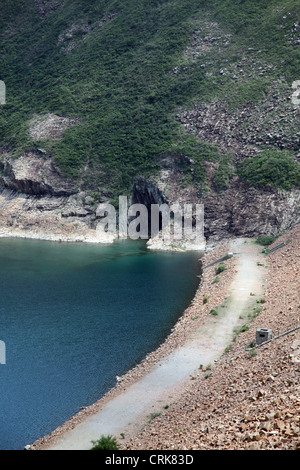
[0,237,202,450]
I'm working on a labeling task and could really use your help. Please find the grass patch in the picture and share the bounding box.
[248,348,257,359]
[209,309,219,316]
[215,262,227,275]
[224,343,234,353]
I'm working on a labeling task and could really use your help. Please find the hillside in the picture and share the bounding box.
[0,0,299,242]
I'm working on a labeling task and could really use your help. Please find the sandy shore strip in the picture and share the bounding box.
[29,235,268,450]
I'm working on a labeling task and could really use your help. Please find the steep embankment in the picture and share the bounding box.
[126,227,300,450]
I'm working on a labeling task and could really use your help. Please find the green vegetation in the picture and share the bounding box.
[213,153,236,191]
[210,309,219,316]
[90,435,120,450]
[0,0,299,198]
[172,136,234,190]
[255,235,279,246]
[224,343,233,354]
[221,78,270,112]
[240,325,249,332]
[238,150,300,190]
[215,262,227,275]
[207,0,300,82]
[248,348,257,359]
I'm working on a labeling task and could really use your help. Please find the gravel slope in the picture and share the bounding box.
[125,227,300,450]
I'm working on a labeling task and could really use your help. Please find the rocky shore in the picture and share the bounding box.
[31,237,236,450]
[125,226,300,450]
[23,226,300,450]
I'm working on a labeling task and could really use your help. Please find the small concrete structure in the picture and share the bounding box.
[256,328,272,346]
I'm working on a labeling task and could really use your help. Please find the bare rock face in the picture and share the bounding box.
[0,152,78,196]
[0,187,115,243]
[133,168,300,243]
[0,152,116,243]
[202,179,300,241]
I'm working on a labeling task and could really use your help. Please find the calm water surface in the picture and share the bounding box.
[0,238,202,450]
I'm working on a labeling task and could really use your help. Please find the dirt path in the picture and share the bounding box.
[43,238,266,450]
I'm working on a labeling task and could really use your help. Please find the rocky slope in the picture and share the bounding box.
[143,156,300,243]
[125,226,300,450]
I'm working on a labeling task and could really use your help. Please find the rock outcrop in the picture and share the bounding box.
[0,152,115,243]
[134,160,300,244]
[0,149,298,246]
[0,152,77,196]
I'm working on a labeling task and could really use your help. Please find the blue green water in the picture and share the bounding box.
[0,237,201,450]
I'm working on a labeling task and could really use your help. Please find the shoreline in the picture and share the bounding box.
[0,227,116,245]
[0,226,209,251]
[30,235,237,450]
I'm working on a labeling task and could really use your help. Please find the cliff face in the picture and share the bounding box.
[0,148,298,245]
[133,165,300,244]
[0,152,77,196]
[0,152,114,243]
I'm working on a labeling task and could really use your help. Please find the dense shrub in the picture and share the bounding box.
[255,235,278,246]
[215,262,227,275]
[237,150,300,190]
[90,435,120,450]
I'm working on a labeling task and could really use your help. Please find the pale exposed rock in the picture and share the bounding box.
[0,152,77,196]
[147,235,206,252]
[29,114,79,141]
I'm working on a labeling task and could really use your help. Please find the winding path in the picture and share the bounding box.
[44,238,266,450]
